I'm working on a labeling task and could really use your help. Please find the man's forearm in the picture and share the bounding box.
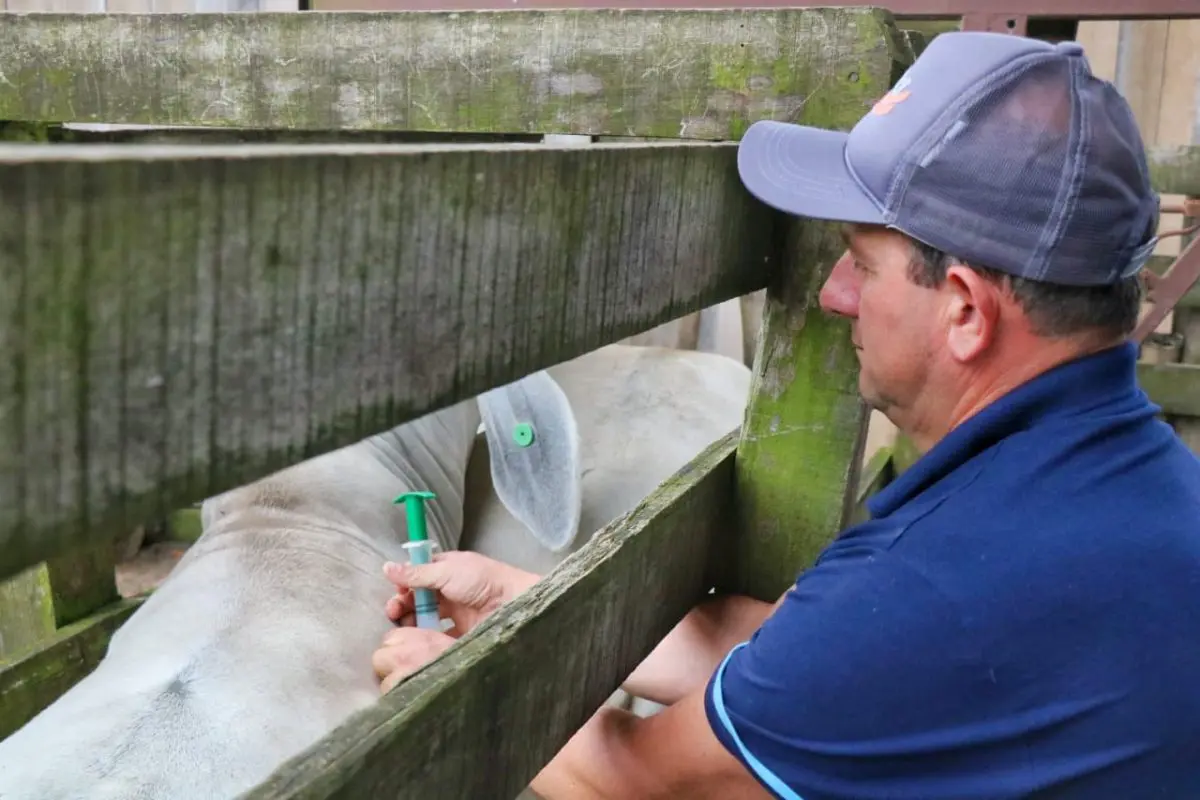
[529,705,664,799]
[619,593,777,706]
[528,689,769,800]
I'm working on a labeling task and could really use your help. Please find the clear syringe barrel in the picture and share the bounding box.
[401,540,442,630]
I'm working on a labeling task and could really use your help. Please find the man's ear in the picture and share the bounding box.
[943,263,1001,362]
[475,370,583,552]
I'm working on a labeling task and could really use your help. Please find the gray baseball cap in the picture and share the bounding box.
[736,31,1159,287]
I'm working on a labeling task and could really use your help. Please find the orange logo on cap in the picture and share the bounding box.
[871,89,910,115]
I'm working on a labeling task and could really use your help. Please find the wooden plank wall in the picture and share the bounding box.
[0,0,296,673]
[0,11,897,753]
[0,9,898,795]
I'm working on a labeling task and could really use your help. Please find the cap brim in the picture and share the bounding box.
[737,120,885,225]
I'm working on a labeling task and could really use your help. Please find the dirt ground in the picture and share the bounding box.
[115,541,190,598]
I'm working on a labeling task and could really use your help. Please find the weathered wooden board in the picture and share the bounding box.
[847,443,895,526]
[0,566,55,660]
[1146,253,1200,310]
[0,140,773,582]
[0,597,143,741]
[727,17,892,601]
[0,538,119,660]
[246,427,738,799]
[0,8,899,138]
[732,216,871,600]
[1148,144,1200,197]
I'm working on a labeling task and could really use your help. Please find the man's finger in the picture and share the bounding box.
[372,628,456,693]
[383,559,450,592]
[385,592,415,622]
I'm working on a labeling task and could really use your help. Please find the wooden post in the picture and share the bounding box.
[729,30,911,601]
[1171,199,1200,452]
[0,542,118,660]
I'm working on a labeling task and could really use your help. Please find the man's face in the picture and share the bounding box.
[818,224,941,419]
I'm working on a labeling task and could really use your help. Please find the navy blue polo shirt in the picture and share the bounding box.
[705,341,1200,799]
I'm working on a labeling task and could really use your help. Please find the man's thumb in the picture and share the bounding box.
[383,560,447,590]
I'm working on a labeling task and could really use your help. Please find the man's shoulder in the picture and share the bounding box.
[862,412,1200,624]
[901,410,1200,539]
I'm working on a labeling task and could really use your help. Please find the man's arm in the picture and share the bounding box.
[619,591,784,706]
[529,687,774,800]
[522,549,978,800]
[524,592,791,799]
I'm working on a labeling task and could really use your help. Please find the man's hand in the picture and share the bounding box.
[372,626,457,694]
[373,551,541,693]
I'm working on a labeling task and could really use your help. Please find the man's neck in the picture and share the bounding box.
[903,333,1121,454]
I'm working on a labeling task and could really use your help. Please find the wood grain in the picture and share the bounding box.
[1148,145,1200,197]
[0,8,899,138]
[0,140,773,581]
[726,18,897,601]
[1138,362,1200,418]
[0,597,143,741]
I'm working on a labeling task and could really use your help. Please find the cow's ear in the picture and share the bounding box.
[476,370,582,552]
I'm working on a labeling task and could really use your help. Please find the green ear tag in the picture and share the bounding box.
[513,422,535,448]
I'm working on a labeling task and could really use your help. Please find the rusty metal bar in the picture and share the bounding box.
[960,12,1028,34]
[1134,235,1200,345]
[306,0,1200,18]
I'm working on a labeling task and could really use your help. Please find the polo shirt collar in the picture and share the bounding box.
[866,341,1144,519]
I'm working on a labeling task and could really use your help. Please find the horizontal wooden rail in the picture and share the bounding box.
[0,8,899,138]
[0,597,143,741]
[0,141,773,582]
[293,0,1200,15]
[1137,362,1200,419]
[1146,254,1200,310]
[1147,145,1200,199]
[245,427,738,799]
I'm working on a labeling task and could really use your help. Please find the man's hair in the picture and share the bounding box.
[904,237,1143,341]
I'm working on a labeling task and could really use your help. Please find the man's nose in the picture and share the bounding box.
[819,250,860,318]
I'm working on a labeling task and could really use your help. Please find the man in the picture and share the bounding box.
[373,31,1200,799]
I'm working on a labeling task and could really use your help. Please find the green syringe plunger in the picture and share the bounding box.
[395,490,437,542]
[393,490,441,630]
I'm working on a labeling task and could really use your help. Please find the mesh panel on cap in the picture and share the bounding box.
[1051,73,1158,284]
[894,56,1078,281]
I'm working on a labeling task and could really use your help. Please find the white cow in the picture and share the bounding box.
[0,344,750,800]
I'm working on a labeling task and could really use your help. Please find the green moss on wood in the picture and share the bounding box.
[732,218,871,599]
[244,430,739,798]
[166,508,204,544]
[0,540,116,661]
[0,140,773,581]
[0,598,142,741]
[0,566,55,660]
[0,122,62,142]
[848,445,896,526]
[43,541,118,629]
[729,12,904,601]
[1147,145,1200,197]
[0,9,895,139]
[1137,362,1200,418]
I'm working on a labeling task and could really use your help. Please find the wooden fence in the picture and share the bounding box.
[0,7,1198,799]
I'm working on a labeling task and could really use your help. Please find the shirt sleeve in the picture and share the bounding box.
[703,548,992,800]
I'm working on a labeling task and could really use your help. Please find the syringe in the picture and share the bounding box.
[394,490,442,631]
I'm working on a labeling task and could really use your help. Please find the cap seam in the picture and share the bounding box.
[1025,56,1092,283]
[883,50,1068,223]
[883,52,1060,215]
[888,53,1075,272]
[843,141,892,222]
